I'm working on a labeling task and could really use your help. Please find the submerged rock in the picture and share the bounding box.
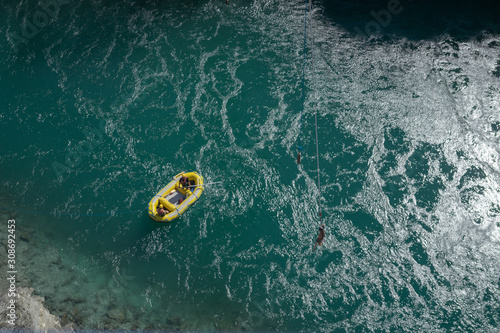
[107,308,125,322]
[166,315,182,328]
[0,287,73,332]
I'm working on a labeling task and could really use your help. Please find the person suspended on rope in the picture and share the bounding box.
[297,146,304,164]
[157,203,168,217]
[313,224,325,252]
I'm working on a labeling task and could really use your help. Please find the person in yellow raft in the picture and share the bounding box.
[157,203,168,217]
[156,176,192,217]
[179,176,190,188]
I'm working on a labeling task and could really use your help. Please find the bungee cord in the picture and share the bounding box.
[298,0,322,221]
[297,0,309,165]
[298,0,325,251]
[309,0,322,221]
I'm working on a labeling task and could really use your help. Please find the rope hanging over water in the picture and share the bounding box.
[309,0,322,221]
[297,0,309,165]
[297,0,322,221]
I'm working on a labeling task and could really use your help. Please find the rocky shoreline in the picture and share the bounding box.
[0,207,65,331]
[0,207,199,332]
[0,207,73,332]
[0,287,72,332]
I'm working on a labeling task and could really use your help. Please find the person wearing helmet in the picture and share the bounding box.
[157,203,168,217]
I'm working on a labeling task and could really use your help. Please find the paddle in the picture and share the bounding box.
[184,181,223,189]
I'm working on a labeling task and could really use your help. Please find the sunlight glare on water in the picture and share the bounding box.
[0,0,499,332]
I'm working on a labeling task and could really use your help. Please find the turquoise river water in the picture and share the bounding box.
[1,0,500,331]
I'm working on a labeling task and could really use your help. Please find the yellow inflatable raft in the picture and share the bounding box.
[148,171,204,222]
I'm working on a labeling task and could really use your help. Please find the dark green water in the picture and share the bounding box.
[1,0,500,331]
